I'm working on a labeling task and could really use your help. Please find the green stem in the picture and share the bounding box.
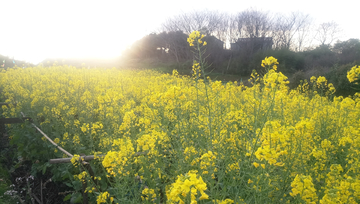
[196,38,213,150]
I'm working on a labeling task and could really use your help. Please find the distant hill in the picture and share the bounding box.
[0,55,33,68]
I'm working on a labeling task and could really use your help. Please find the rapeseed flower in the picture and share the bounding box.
[187,31,206,47]
[1,56,360,203]
[141,188,157,202]
[261,56,279,70]
[96,191,110,204]
[347,65,360,84]
[290,174,318,203]
[166,170,209,203]
[70,154,80,167]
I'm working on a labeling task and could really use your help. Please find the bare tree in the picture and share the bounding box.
[292,13,313,51]
[234,8,273,39]
[207,12,231,46]
[315,21,342,46]
[158,31,191,64]
[162,9,317,53]
[228,14,240,43]
[294,21,314,51]
[162,10,229,40]
[227,8,274,58]
[272,12,312,50]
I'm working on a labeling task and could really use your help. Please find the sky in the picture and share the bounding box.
[1,0,359,64]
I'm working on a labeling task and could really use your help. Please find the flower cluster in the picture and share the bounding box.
[141,188,157,202]
[290,174,318,203]
[96,191,112,204]
[263,69,289,90]
[261,56,279,70]
[70,154,81,167]
[199,151,216,175]
[1,56,360,203]
[192,61,201,78]
[74,171,88,183]
[212,198,235,204]
[187,31,206,47]
[166,170,209,204]
[102,137,134,177]
[347,65,360,84]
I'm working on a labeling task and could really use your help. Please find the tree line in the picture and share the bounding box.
[161,9,342,50]
[122,9,347,72]
[121,9,360,96]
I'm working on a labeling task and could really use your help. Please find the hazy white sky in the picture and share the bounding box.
[1,0,359,64]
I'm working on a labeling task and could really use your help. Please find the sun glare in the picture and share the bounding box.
[0,0,151,64]
[1,0,358,64]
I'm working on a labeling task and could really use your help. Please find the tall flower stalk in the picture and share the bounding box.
[187,31,213,149]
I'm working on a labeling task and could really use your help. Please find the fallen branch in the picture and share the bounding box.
[49,155,105,164]
[20,112,73,157]
[49,151,148,164]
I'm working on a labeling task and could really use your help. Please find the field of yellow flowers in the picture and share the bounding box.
[1,34,360,204]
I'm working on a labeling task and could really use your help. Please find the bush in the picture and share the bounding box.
[302,45,337,70]
[252,49,305,75]
[288,70,306,89]
[333,38,360,64]
[326,63,359,96]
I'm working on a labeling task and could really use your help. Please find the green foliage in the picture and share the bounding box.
[1,62,360,203]
[121,30,360,90]
[0,161,15,203]
[302,45,337,70]
[123,31,191,64]
[288,70,307,89]
[228,48,305,76]
[255,49,305,73]
[333,38,360,64]
[326,63,359,96]
[0,136,16,203]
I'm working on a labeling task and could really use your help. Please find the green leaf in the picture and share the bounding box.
[42,165,47,174]
[100,179,108,190]
[72,180,82,189]
[64,182,72,187]
[63,194,72,201]
[61,171,71,180]
[70,192,82,203]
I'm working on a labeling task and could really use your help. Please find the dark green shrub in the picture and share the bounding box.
[326,62,359,97]
[251,49,305,75]
[289,70,307,89]
[333,39,360,65]
[302,45,337,70]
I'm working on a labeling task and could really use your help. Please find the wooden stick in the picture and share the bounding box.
[0,117,32,124]
[49,155,104,164]
[19,112,151,166]
[82,178,88,204]
[0,102,17,107]
[21,112,73,157]
[49,152,148,164]
[0,102,9,107]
